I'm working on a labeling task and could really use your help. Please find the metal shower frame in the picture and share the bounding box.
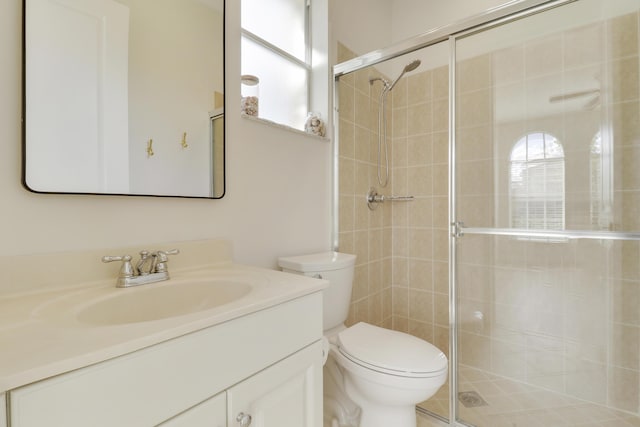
[330,0,640,425]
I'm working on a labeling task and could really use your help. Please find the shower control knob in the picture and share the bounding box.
[236,412,252,426]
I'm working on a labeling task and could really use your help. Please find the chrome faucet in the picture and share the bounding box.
[102,249,179,288]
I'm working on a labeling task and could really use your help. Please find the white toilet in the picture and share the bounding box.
[278,251,448,427]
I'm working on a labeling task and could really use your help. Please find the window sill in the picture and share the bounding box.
[241,113,330,142]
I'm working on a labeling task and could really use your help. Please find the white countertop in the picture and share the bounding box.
[0,263,326,393]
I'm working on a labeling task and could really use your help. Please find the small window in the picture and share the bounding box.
[241,0,310,130]
[510,132,565,230]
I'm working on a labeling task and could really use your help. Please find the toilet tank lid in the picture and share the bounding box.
[338,322,448,376]
[278,251,356,272]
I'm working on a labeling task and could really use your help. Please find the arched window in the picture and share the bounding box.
[510,132,565,230]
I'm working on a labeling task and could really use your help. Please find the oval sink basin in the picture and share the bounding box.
[76,280,252,325]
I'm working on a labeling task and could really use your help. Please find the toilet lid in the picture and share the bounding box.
[337,322,448,378]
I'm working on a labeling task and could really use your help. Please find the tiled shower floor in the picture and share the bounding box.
[417,365,640,427]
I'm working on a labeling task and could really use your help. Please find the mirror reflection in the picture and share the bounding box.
[24,0,225,198]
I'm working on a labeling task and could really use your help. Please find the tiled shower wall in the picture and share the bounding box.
[337,42,450,356]
[337,7,640,418]
[456,11,640,414]
[388,61,450,358]
[337,42,393,330]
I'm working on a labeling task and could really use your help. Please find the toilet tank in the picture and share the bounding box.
[278,252,356,331]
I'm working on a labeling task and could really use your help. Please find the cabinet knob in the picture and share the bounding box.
[236,412,252,426]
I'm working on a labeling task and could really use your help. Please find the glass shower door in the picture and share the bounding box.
[453,0,640,425]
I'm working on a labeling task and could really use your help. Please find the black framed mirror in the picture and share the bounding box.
[22,0,225,198]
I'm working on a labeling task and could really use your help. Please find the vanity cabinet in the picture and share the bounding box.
[228,342,322,427]
[159,392,226,427]
[8,293,323,427]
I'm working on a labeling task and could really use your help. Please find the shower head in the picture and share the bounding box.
[387,59,421,92]
[404,59,421,73]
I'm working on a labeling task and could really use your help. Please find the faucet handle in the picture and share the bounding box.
[154,249,179,273]
[102,255,134,279]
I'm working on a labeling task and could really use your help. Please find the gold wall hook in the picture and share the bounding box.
[181,132,188,149]
[147,139,154,157]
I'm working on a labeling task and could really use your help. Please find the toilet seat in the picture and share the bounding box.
[337,322,447,378]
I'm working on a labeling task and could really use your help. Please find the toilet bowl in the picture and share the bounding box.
[278,252,448,427]
[329,322,447,427]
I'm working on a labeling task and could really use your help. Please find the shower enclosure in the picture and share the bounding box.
[333,0,640,425]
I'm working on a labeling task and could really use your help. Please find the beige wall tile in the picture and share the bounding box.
[493,45,525,86]
[491,338,526,381]
[457,125,493,162]
[434,326,450,357]
[339,119,355,158]
[611,56,639,104]
[409,320,434,342]
[408,70,432,106]
[607,12,639,60]
[608,366,640,413]
[338,18,640,414]
[393,315,409,333]
[408,228,434,260]
[408,166,433,196]
[459,331,491,371]
[393,106,408,138]
[525,34,563,78]
[432,99,448,133]
[457,55,492,93]
[564,22,604,69]
[434,261,449,294]
[457,88,492,128]
[338,157,355,194]
[354,89,371,129]
[392,77,409,108]
[354,125,371,163]
[409,289,434,323]
[613,100,640,146]
[611,323,640,370]
[408,102,433,135]
[432,164,449,196]
[369,290,383,325]
[612,279,640,325]
[620,145,640,191]
[393,286,409,318]
[408,197,433,228]
[407,134,433,166]
[433,196,449,229]
[565,359,607,405]
[409,258,434,291]
[433,65,449,100]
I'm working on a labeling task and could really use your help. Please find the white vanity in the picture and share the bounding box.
[0,240,326,427]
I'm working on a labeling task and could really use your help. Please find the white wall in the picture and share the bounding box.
[0,0,332,271]
[2,0,559,280]
[329,0,392,57]
[329,0,511,79]
[390,0,510,43]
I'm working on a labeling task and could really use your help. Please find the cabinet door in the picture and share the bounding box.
[1,393,5,427]
[159,392,226,427]
[227,341,323,427]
